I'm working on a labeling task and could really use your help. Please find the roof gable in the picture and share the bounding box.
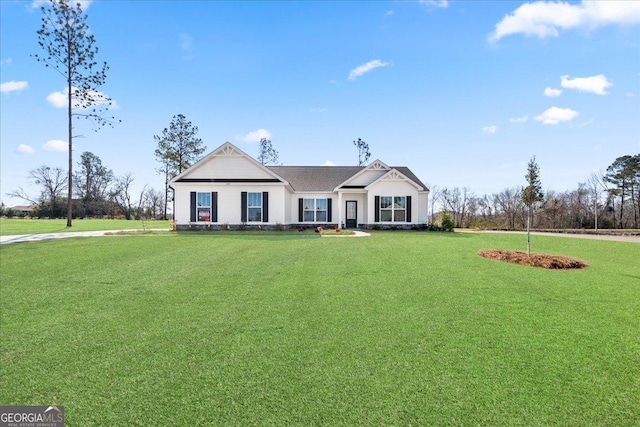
[334,159,390,189]
[365,168,425,191]
[170,142,287,184]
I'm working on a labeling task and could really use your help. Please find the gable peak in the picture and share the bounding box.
[215,142,242,156]
[367,160,389,170]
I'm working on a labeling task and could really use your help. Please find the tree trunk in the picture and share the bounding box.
[526,207,531,257]
[66,72,73,227]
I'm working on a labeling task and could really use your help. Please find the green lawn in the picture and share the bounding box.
[1,231,638,426]
[0,218,171,235]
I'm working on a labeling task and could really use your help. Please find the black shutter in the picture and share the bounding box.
[262,192,269,222]
[298,198,304,222]
[406,196,412,222]
[241,192,247,222]
[211,192,218,222]
[190,192,197,222]
[327,198,332,222]
[374,196,380,222]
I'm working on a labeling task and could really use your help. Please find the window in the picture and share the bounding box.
[303,198,327,222]
[379,196,406,222]
[197,192,211,221]
[247,192,262,222]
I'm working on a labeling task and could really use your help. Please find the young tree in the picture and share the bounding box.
[34,0,118,227]
[154,114,206,218]
[522,156,544,256]
[353,138,371,166]
[257,138,279,165]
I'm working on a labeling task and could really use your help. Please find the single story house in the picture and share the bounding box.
[169,142,429,230]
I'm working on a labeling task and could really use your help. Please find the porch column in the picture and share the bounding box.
[337,191,343,228]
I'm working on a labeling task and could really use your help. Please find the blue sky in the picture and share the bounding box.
[1,0,639,208]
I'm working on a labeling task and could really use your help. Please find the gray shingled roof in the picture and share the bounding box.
[267,166,428,192]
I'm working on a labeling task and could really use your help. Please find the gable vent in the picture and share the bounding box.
[216,144,240,156]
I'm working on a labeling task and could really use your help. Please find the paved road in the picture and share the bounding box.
[456,229,640,243]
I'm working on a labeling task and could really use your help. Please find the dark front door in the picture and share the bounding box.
[346,201,357,229]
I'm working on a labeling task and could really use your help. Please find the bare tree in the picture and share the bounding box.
[7,166,68,217]
[34,0,118,227]
[494,187,523,230]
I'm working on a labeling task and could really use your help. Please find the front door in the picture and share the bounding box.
[346,201,357,229]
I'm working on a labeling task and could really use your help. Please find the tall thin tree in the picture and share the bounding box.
[34,0,118,227]
[522,156,544,256]
[257,138,279,166]
[353,138,371,166]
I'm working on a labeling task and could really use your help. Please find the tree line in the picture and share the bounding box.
[8,152,165,220]
[433,154,640,230]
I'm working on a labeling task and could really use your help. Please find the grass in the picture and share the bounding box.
[1,231,639,425]
[0,218,171,236]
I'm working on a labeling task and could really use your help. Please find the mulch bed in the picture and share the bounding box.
[478,249,588,270]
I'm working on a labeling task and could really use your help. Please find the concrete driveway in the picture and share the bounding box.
[0,230,116,245]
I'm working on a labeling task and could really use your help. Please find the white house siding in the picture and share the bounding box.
[367,179,423,226]
[186,152,276,180]
[418,192,429,223]
[346,169,388,187]
[287,192,338,225]
[173,183,288,226]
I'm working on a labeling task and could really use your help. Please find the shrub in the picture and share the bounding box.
[441,212,455,232]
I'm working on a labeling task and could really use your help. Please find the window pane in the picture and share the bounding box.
[381,210,392,221]
[316,199,327,210]
[197,192,210,207]
[198,208,210,221]
[248,207,262,222]
[303,211,315,222]
[248,192,262,207]
[316,211,327,222]
[394,197,406,209]
[380,196,392,209]
[394,209,406,222]
[303,199,315,210]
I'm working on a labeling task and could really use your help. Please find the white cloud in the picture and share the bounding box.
[43,139,68,152]
[385,10,394,17]
[482,125,498,134]
[348,59,391,81]
[1,80,28,93]
[420,0,448,8]
[489,1,640,42]
[560,74,612,95]
[1,57,12,65]
[46,86,119,109]
[242,129,271,143]
[626,92,635,97]
[544,87,562,97]
[322,160,336,166]
[18,144,35,154]
[510,115,529,123]
[534,107,579,125]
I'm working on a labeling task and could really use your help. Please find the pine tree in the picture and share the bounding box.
[522,156,544,256]
[34,0,118,227]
